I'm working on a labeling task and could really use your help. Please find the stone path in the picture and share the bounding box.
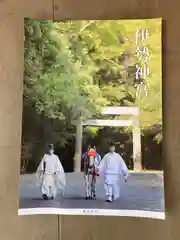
[19,172,164,213]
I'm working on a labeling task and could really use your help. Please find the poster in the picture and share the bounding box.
[19,18,164,219]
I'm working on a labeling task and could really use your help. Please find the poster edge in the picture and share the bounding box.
[18,208,165,219]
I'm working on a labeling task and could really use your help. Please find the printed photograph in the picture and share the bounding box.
[19,19,164,219]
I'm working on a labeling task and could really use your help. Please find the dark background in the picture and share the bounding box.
[21,105,162,173]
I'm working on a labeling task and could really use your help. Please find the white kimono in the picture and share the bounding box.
[98,152,128,201]
[36,154,66,198]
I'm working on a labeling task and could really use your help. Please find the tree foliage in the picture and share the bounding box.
[24,19,162,147]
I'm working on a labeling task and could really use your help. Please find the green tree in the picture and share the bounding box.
[23,19,162,171]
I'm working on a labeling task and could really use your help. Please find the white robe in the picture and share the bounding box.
[36,154,66,198]
[98,152,128,201]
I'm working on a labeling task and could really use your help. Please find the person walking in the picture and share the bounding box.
[36,144,66,200]
[98,142,128,202]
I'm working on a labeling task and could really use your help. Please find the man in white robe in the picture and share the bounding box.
[36,144,66,200]
[98,143,129,202]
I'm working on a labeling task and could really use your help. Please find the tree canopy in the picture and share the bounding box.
[24,19,162,147]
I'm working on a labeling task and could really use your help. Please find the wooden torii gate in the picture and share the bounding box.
[73,107,141,172]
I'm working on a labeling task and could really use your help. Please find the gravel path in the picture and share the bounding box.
[19,172,164,213]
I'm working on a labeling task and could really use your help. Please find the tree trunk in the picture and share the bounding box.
[132,116,142,171]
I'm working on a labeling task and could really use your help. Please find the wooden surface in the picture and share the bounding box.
[1,0,180,239]
[0,1,58,240]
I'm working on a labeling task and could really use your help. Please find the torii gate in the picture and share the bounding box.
[73,107,141,172]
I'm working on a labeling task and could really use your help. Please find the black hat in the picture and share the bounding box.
[48,144,54,150]
[109,141,115,147]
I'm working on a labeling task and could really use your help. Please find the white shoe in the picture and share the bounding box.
[106,196,112,202]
